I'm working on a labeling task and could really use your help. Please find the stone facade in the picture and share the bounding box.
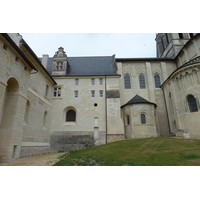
[1,33,200,164]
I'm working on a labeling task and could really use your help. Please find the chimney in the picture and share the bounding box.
[42,54,49,69]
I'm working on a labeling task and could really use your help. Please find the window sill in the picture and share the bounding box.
[63,122,76,126]
[52,97,63,99]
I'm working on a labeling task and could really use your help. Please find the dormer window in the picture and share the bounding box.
[52,47,67,76]
[56,62,63,70]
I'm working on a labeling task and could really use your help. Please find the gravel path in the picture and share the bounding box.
[6,152,66,166]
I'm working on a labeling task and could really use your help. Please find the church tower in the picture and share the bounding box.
[155,33,196,59]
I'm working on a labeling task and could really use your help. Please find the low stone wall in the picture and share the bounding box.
[50,132,95,152]
[20,146,50,158]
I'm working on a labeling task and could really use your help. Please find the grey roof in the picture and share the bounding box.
[121,95,157,108]
[41,55,118,76]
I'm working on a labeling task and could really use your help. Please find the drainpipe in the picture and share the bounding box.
[105,76,108,144]
[161,86,172,134]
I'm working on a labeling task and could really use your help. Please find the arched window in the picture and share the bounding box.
[141,114,146,124]
[124,74,131,89]
[139,74,146,89]
[187,95,198,113]
[66,110,76,122]
[154,74,161,88]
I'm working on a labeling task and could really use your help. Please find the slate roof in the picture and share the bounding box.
[121,95,157,108]
[40,55,118,76]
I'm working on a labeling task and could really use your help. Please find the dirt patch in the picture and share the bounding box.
[7,152,67,166]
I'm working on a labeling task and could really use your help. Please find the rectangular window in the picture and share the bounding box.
[91,90,95,97]
[99,78,103,85]
[56,62,63,70]
[53,87,61,97]
[91,78,95,85]
[99,90,103,97]
[45,85,49,96]
[75,91,78,98]
[75,79,79,85]
[15,57,19,62]
[3,44,7,51]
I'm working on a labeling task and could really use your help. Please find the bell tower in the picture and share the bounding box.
[52,47,68,76]
[155,33,196,59]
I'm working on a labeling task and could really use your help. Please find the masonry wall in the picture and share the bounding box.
[162,35,200,139]
[50,76,107,149]
[0,35,31,163]
[116,60,177,137]
[0,34,54,163]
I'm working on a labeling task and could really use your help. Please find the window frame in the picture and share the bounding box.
[91,90,95,97]
[56,61,63,70]
[3,44,7,51]
[139,74,146,89]
[154,74,161,88]
[140,113,146,124]
[187,95,198,113]
[99,78,103,85]
[74,90,78,98]
[99,90,103,97]
[53,86,62,97]
[124,74,131,89]
[75,79,79,85]
[91,78,95,85]
[66,110,76,122]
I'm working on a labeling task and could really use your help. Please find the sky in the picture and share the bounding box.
[20,33,157,58]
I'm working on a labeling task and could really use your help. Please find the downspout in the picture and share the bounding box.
[161,86,172,135]
[105,76,108,144]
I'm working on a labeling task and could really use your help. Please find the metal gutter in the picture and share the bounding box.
[105,76,108,144]
[52,74,121,78]
[116,57,175,62]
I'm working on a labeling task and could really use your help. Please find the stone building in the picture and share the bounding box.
[0,33,200,164]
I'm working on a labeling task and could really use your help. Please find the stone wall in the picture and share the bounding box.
[50,132,94,152]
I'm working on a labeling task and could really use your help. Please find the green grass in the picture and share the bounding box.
[53,137,200,166]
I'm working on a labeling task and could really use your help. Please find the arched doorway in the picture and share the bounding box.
[0,78,20,163]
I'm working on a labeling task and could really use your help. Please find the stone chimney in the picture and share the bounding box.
[42,54,49,69]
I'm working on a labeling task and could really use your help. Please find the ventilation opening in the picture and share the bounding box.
[94,103,98,107]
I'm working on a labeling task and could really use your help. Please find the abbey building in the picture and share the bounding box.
[0,33,200,163]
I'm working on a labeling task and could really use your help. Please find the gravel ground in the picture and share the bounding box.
[6,152,66,166]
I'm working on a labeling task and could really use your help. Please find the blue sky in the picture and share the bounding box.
[21,33,157,58]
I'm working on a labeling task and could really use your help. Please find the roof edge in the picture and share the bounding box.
[20,38,56,85]
[1,33,37,71]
